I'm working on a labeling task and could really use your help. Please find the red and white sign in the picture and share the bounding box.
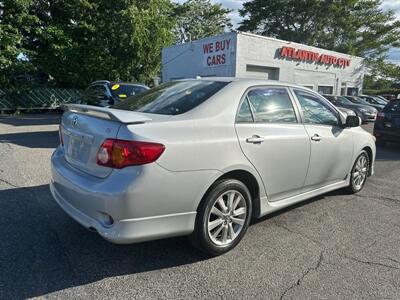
[202,38,232,67]
[279,46,351,68]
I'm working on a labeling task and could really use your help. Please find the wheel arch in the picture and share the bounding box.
[198,169,263,219]
[362,146,373,176]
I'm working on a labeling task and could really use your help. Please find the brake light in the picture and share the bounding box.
[59,125,64,146]
[96,139,165,168]
[377,112,385,121]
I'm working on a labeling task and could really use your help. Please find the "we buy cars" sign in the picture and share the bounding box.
[202,38,232,67]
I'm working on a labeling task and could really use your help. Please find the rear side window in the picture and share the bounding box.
[243,87,297,123]
[113,80,229,115]
[236,99,253,122]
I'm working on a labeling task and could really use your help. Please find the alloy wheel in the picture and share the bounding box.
[352,155,368,190]
[207,190,247,246]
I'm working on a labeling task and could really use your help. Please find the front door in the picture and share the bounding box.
[292,89,353,191]
[235,86,310,202]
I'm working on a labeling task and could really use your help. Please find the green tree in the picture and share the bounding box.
[173,0,232,43]
[238,0,400,59]
[0,0,38,86]
[364,60,400,90]
[26,0,175,88]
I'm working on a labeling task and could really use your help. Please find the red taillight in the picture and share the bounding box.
[377,112,385,121]
[59,125,64,146]
[96,139,165,169]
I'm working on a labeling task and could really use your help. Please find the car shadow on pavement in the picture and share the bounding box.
[0,184,208,299]
[0,131,59,148]
[0,114,61,126]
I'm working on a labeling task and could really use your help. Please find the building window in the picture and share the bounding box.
[347,87,359,96]
[246,65,280,80]
[302,85,314,90]
[317,85,333,95]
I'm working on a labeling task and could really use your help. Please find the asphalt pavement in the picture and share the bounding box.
[0,114,399,299]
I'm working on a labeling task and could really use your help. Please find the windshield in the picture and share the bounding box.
[371,97,387,105]
[335,96,353,105]
[110,84,148,98]
[349,96,369,105]
[113,80,230,115]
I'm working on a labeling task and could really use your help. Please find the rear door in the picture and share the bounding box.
[235,86,310,202]
[292,89,353,191]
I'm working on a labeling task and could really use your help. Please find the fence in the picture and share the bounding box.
[0,87,82,111]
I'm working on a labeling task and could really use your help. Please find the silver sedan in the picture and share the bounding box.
[51,78,376,255]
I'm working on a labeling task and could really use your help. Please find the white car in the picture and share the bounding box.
[51,78,376,255]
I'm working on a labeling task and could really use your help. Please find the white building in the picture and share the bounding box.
[162,31,365,95]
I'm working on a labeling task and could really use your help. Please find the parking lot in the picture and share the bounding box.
[1,114,400,299]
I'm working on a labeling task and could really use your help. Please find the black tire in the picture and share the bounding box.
[189,179,252,256]
[346,150,370,194]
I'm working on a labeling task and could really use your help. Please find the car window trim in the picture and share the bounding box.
[290,87,343,128]
[235,85,301,125]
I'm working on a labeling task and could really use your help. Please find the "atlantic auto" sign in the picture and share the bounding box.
[279,46,351,68]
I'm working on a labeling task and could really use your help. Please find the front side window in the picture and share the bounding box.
[244,87,297,123]
[113,80,229,115]
[294,89,339,126]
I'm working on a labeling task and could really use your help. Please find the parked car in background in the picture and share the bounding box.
[374,100,400,145]
[337,106,357,117]
[324,95,377,123]
[359,95,386,111]
[380,94,397,101]
[374,95,389,104]
[80,80,149,107]
[52,78,376,256]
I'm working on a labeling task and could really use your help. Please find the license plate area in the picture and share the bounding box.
[63,128,94,164]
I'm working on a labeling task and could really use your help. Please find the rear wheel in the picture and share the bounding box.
[190,179,252,256]
[347,151,369,194]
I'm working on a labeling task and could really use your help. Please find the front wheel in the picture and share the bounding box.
[347,151,370,194]
[190,179,252,256]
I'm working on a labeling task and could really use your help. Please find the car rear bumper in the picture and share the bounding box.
[50,181,196,244]
[50,147,217,244]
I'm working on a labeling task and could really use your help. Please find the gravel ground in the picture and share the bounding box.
[0,114,399,299]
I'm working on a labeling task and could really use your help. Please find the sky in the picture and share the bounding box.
[174,0,400,62]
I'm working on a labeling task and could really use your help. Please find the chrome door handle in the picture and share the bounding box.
[311,134,321,141]
[246,135,265,144]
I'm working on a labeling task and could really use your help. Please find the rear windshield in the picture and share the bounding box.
[384,101,400,112]
[113,80,230,115]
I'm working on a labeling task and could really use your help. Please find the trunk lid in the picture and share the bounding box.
[60,104,152,178]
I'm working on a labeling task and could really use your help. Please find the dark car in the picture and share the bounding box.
[81,80,149,107]
[323,95,377,123]
[374,100,400,145]
[380,94,397,101]
[359,95,386,112]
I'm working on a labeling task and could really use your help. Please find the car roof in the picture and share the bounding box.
[111,82,149,87]
[176,77,314,91]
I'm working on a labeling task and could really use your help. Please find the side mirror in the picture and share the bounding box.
[343,115,361,128]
